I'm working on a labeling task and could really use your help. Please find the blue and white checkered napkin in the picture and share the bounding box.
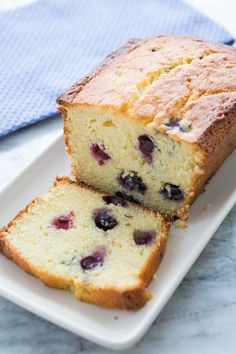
[0,0,234,137]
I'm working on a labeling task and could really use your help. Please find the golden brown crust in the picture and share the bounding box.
[0,177,169,310]
[58,106,72,156]
[0,234,150,309]
[57,35,236,145]
[188,99,236,204]
[73,282,151,310]
[0,236,71,290]
[0,196,42,238]
[139,234,167,287]
[57,38,141,106]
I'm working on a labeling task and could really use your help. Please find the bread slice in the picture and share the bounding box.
[57,35,236,219]
[0,177,170,310]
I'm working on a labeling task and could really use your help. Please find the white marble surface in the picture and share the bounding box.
[0,1,236,353]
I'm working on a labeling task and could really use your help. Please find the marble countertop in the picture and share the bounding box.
[0,1,236,353]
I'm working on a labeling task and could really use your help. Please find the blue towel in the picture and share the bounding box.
[0,0,234,137]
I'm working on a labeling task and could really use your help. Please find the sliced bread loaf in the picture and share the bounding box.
[57,35,236,219]
[0,177,170,310]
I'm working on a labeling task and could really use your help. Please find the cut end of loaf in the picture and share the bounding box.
[61,104,203,219]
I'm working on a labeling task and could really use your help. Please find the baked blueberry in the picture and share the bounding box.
[52,212,74,230]
[160,183,184,201]
[133,229,157,245]
[117,172,147,195]
[165,118,181,129]
[93,208,118,231]
[138,135,155,163]
[80,249,106,270]
[90,143,111,165]
[103,195,128,207]
[165,118,192,133]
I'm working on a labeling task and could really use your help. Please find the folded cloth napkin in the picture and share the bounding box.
[0,0,234,137]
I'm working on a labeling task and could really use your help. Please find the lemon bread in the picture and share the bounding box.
[0,177,169,310]
[57,35,236,219]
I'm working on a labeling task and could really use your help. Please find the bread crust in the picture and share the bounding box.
[57,38,141,106]
[188,97,236,203]
[57,35,236,147]
[0,177,169,310]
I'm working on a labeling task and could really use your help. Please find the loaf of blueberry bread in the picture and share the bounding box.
[57,35,236,219]
[0,177,169,310]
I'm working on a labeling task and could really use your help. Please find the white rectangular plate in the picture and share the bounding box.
[0,134,236,350]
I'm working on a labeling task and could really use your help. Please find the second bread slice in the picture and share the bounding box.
[0,177,170,310]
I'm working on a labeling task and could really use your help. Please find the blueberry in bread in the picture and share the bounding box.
[0,177,169,310]
[57,35,236,219]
